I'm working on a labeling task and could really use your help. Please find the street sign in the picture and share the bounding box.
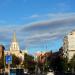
[6,55,12,64]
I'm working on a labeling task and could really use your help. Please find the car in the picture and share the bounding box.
[24,70,30,75]
[47,71,54,75]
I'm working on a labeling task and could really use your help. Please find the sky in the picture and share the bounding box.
[0,0,75,54]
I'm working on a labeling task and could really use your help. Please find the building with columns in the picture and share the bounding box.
[63,30,75,60]
[4,32,28,60]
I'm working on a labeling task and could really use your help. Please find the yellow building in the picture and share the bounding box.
[4,32,28,61]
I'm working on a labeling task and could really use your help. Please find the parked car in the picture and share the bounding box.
[47,71,54,75]
[24,69,30,75]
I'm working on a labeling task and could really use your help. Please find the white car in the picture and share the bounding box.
[47,71,54,75]
[24,69,30,75]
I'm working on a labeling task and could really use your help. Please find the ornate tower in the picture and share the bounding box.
[10,32,20,53]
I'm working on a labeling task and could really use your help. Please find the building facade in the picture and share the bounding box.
[63,31,75,60]
[4,32,28,61]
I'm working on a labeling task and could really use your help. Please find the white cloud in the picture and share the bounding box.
[23,14,40,19]
[20,13,75,44]
[23,12,75,20]
[30,14,40,18]
[0,12,75,49]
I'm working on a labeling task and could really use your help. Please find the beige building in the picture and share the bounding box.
[4,32,28,60]
[63,31,75,60]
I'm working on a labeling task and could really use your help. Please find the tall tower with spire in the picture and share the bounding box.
[10,32,20,53]
[4,32,27,61]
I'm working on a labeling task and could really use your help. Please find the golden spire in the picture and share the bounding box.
[10,31,20,51]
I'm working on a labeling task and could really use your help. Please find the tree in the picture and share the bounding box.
[35,51,53,73]
[11,54,21,68]
[69,55,75,73]
[44,52,52,72]
[0,60,4,69]
[50,51,68,72]
[0,45,5,69]
[23,53,36,73]
[0,55,4,69]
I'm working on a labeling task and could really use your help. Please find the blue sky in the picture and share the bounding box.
[0,0,75,54]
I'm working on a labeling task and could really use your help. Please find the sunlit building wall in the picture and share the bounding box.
[63,31,75,60]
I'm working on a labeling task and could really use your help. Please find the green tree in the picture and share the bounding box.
[50,52,68,72]
[11,54,21,68]
[69,55,75,73]
[23,53,36,73]
[0,45,5,69]
[0,59,4,69]
[0,54,4,69]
